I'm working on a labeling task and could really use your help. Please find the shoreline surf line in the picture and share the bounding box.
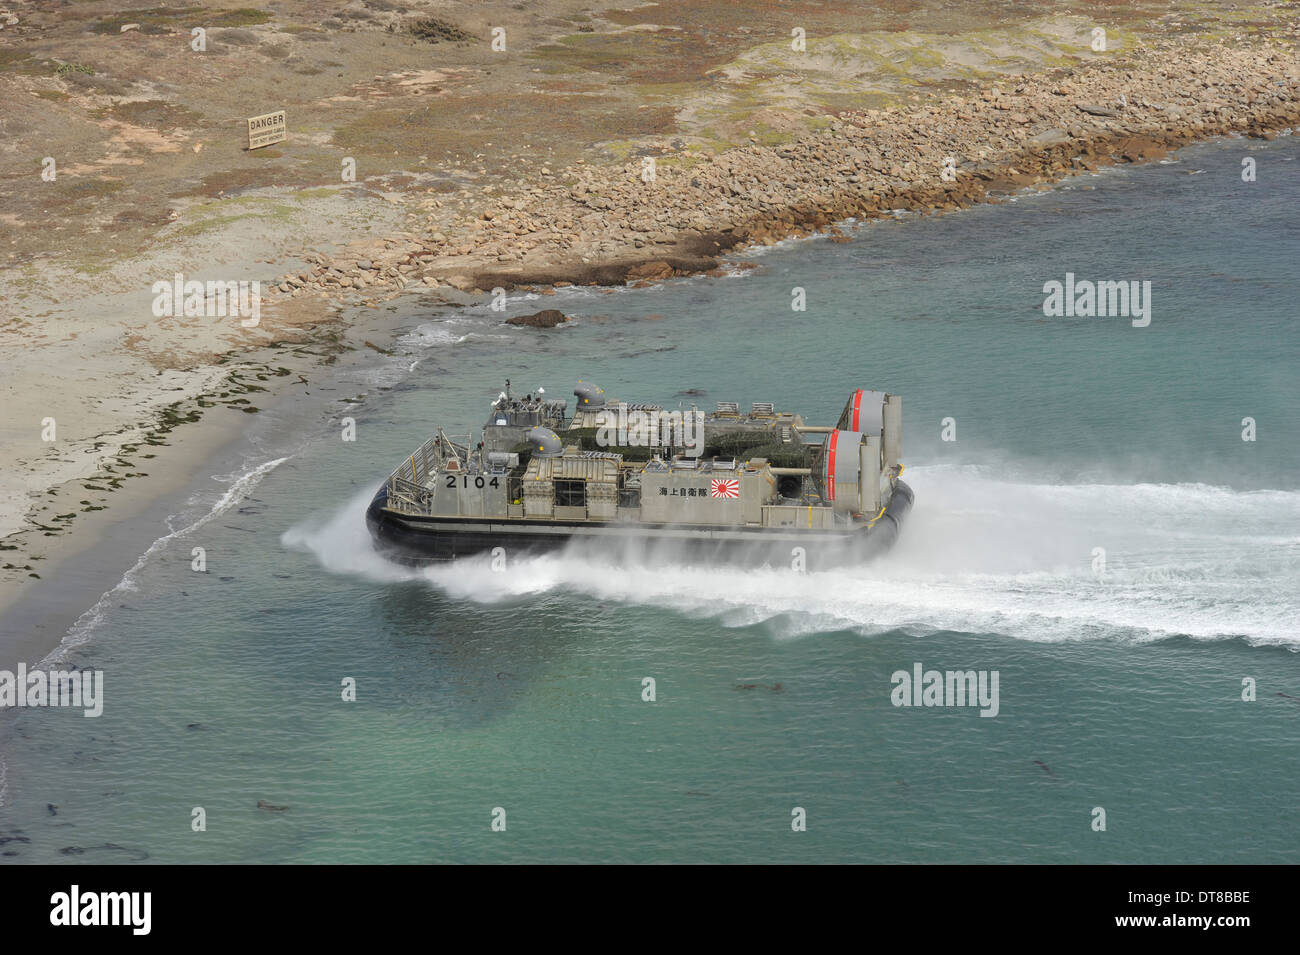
[40,454,291,668]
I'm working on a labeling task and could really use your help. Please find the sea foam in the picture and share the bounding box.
[284,465,1300,649]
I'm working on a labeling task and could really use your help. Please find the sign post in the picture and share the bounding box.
[246,110,286,150]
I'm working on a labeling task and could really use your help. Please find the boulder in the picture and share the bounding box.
[624,260,675,281]
[506,309,569,328]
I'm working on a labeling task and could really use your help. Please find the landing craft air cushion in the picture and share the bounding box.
[366,380,913,567]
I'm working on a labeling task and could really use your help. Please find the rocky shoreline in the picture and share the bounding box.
[267,37,1300,303]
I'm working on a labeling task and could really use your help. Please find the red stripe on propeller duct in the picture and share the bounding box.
[825,429,839,500]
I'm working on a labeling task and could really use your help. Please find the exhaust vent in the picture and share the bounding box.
[526,427,564,458]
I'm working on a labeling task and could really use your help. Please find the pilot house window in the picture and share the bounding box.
[554,479,586,508]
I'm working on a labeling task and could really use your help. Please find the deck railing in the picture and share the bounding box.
[387,475,435,514]
[386,436,444,513]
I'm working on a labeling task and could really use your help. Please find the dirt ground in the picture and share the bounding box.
[1,0,1285,280]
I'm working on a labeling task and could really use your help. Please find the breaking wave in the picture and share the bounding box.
[397,315,513,349]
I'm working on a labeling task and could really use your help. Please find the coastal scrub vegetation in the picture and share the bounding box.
[408,17,475,44]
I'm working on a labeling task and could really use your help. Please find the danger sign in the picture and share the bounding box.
[246,110,286,150]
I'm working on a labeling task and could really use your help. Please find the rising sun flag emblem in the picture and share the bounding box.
[710,479,740,499]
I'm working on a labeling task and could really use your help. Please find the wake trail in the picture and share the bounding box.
[285,464,1300,648]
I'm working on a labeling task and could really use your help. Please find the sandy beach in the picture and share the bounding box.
[2,0,1299,665]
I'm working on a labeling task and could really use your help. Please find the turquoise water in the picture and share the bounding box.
[2,137,1299,863]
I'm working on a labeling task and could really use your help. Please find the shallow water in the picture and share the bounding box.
[2,136,1298,863]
